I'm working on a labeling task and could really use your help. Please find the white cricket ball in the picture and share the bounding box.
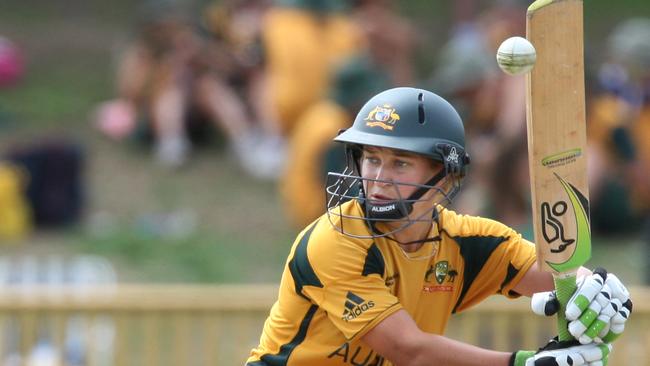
[496,36,537,75]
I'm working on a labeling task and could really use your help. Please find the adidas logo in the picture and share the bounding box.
[341,291,375,322]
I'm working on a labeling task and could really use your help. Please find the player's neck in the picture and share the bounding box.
[393,220,434,252]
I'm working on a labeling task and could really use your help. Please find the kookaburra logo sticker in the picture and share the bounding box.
[541,173,591,272]
[541,200,575,253]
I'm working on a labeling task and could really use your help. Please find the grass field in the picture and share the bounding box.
[0,0,648,285]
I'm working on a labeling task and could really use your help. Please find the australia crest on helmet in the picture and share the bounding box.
[364,104,400,131]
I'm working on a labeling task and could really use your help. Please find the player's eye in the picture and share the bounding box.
[394,160,410,168]
[363,155,380,165]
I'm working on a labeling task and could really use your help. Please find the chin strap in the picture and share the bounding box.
[362,168,447,221]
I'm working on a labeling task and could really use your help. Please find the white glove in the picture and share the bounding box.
[512,338,612,366]
[531,268,633,344]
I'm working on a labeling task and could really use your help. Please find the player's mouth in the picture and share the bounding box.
[369,193,395,203]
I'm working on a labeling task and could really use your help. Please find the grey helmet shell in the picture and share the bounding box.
[334,87,468,174]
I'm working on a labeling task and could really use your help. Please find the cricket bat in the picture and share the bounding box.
[526,0,591,342]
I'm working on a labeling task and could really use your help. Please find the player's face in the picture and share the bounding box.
[360,146,442,204]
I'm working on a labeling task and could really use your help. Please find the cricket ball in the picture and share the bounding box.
[496,36,537,76]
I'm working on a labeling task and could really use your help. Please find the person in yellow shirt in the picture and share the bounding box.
[280,55,388,228]
[586,18,650,283]
[587,18,650,234]
[247,88,631,366]
[261,0,364,136]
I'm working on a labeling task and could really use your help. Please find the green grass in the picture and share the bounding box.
[0,60,112,126]
[71,228,290,283]
[73,139,297,284]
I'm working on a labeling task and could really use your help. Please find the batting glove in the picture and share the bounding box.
[511,337,612,366]
[531,268,633,344]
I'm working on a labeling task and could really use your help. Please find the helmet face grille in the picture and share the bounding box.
[324,170,461,240]
[325,88,469,240]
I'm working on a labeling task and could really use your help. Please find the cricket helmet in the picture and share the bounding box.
[326,87,470,243]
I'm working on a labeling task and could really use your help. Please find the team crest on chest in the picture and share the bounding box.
[364,104,400,131]
[423,260,458,293]
[435,261,448,284]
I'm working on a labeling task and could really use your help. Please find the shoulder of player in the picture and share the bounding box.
[310,216,374,254]
[290,209,374,270]
[438,207,517,239]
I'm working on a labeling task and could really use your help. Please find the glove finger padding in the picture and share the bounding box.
[531,291,560,316]
[580,296,620,343]
[566,269,607,321]
[602,299,632,343]
[606,274,630,302]
[611,298,632,325]
[570,300,603,343]
[565,268,632,343]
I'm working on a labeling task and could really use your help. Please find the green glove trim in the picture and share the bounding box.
[510,350,535,366]
[599,343,612,358]
[573,294,590,313]
[579,308,598,327]
[602,331,620,343]
[585,319,607,339]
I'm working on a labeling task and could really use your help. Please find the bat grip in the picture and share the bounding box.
[554,273,578,341]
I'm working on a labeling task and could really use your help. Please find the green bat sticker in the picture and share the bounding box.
[546,173,591,272]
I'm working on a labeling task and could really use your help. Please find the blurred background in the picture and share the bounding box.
[0,0,649,364]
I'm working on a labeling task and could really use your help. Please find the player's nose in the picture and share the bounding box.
[372,166,394,186]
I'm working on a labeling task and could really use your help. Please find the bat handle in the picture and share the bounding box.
[554,273,578,341]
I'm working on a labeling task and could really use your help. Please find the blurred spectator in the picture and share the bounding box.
[352,0,417,86]
[201,0,296,180]
[280,54,389,227]
[95,0,263,169]
[429,2,531,234]
[0,36,24,89]
[4,138,85,229]
[586,18,650,281]
[0,36,24,129]
[201,0,270,130]
[0,162,31,241]
[259,0,364,138]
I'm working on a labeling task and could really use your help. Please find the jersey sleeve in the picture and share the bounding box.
[296,221,402,341]
[445,212,537,313]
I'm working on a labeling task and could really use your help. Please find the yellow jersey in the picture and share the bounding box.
[246,200,536,366]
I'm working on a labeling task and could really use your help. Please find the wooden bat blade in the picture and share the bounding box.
[526,0,591,342]
[526,0,591,275]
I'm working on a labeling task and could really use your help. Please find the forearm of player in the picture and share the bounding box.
[362,309,512,366]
